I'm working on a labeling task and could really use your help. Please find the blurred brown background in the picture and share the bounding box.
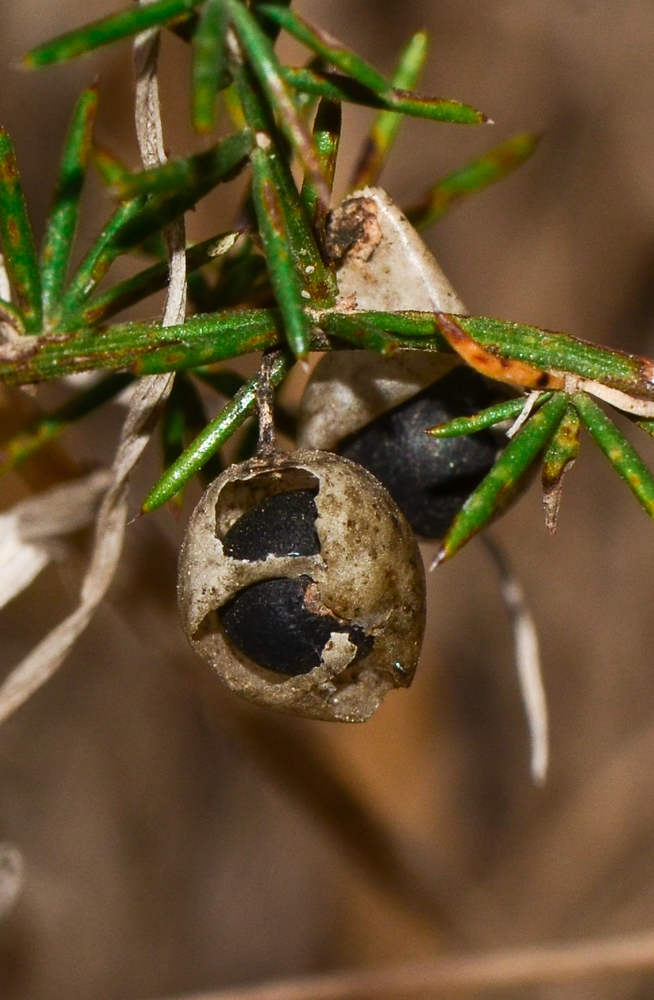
[2,2,654,998]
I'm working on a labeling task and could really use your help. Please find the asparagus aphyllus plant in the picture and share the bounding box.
[0,0,654,728]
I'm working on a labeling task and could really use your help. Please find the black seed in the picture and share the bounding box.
[222,489,320,561]
[339,368,503,539]
[218,575,372,676]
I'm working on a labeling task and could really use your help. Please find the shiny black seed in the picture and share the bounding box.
[222,489,320,561]
[218,575,372,676]
[339,367,503,539]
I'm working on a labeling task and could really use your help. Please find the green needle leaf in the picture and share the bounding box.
[24,0,205,68]
[636,417,654,439]
[235,63,336,320]
[435,392,569,563]
[161,373,223,503]
[250,0,292,42]
[41,86,99,320]
[92,144,132,189]
[436,314,654,398]
[110,134,252,254]
[53,197,146,322]
[282,67,487,125]
[58,131,253,318]
[258,5,397,95]
[572,391,654,521]
[72,232,240,328]
[428,395,540,437]
[350,30,429,190]
[0,129,42,332]
[191,0,231,132]
[113,129,254,199]
[92,145,167,257]
[0,298,26,335]
[0,372,132,476]
[541,401,581,532]
[222,81,248,131]
[405,132,541,230]
[300,98,341,227]
[143,350,292,512]
[226,0,331,206]
[251,146,312,358]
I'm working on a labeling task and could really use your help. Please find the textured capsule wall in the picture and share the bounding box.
[178,451,426,722]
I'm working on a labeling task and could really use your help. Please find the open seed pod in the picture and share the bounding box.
[298,187,508,539]
[298,186,465,453]
[300,358,506,539]
[178,449,426,722]
[325,187,467,315]
[337,364,506,539]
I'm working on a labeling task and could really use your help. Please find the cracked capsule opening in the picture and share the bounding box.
[215,468,320,544]
[222,489,320,561]
[218,575,373,676]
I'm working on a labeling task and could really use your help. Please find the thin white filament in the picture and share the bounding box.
[506,390,542,439]
[481,535,548,784]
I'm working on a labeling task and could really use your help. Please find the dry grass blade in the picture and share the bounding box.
[0,3,185,730]
[133,5,187,321]
[0,468,111,611]
[0,398,167,726]
[481,534,548,784]
[0,471,127,725]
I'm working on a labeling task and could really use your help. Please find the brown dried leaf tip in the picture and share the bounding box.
[178,450,426,721]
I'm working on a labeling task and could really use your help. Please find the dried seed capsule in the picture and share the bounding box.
[178,450,426,722]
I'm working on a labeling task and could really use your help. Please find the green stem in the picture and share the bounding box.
[0,309,283,384]
[143,351,292,511]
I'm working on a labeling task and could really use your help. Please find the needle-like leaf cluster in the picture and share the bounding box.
[1,0,653,556]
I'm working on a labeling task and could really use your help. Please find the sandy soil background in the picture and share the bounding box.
[2,2,654,998]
